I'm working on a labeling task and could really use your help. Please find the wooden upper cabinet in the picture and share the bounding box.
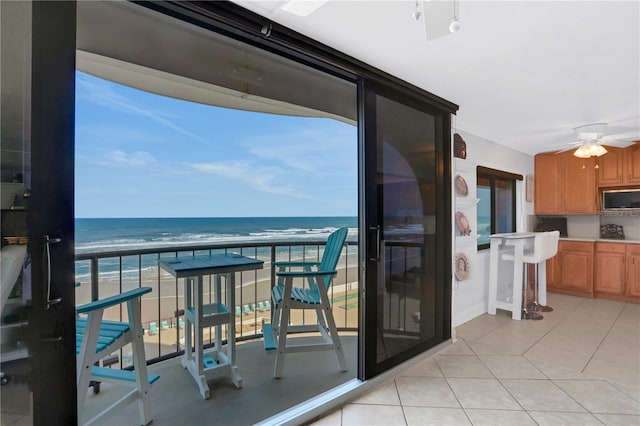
[563,154,597,214]
[534,153,562,214]
[627,142,640,184]
[597,142,640,187]
[597,146,625,186]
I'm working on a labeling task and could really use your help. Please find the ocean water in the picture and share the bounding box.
[74,217,358,280]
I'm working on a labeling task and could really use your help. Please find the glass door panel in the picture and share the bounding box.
[363,84,451,378]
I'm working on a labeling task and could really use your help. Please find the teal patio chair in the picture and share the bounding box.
[235,306,242,317]
[178,318,185,329]
[76,287,159,425]
[243,304,252,315]
[149,322,158,336]
[263,227,348,378]
[161,320,170,330]
[257,301,266,312]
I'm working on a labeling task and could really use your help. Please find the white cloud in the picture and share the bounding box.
[76,73,212,145]
[105,150,157,167]
[191,161,314,199]
[247,125,356,175]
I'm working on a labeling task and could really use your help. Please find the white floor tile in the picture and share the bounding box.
[528,410,603,425]
[500,379,585,412]
[554,379,640,415]
[438,338,475,355]
[464,409,536,425]
[403,407,470,426]
[594,413,640,426]
[352,379,400,405]
[395,377,460,408]
[398,357,443,378]
[341,404,406,426]
[466,330,537,356]
[478,355,545,379]
[447,378,520,410]
[435,355,493,378]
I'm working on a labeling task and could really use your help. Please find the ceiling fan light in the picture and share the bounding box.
[573,145,591,158]
[593,144,608,157]
[573,143,608,158]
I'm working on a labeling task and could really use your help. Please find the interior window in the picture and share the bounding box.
[477,167,520,249]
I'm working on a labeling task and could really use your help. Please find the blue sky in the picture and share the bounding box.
[75,72,357,218]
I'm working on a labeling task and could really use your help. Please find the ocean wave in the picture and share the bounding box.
[76,226,357,254]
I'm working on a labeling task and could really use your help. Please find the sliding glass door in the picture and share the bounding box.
[1,1,77,423]
[361,82,452,379]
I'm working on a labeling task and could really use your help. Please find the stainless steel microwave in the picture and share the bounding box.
[602,189,640,210]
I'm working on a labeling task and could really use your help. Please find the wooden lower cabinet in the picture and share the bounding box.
[625,245,640,298]
[547,240,594,297]
[595,243,626,297]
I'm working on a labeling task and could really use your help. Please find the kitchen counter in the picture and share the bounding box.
[560,237,640,244]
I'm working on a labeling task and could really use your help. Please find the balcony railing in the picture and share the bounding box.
[75,241,359,367]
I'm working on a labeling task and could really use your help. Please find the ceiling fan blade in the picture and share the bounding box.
[553,145,579,154]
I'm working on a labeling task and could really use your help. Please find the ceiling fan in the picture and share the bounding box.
[562,122,636,158]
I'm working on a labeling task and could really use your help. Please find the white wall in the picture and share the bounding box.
[452,129,534,327]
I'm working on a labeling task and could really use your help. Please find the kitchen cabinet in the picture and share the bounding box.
[534,153,562,214]
[563,154,597,213]
[625,245,640,298]
[628,143,640,185]
[595,242,626,296]
[597,146,625,186]
[597,143,640,187]
[547,240,594,297]
[534,151,597,214]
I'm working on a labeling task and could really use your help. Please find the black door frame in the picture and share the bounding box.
[360,79,452,379]
[28,1,77,423]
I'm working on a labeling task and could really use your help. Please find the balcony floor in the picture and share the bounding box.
[82,334,358,425]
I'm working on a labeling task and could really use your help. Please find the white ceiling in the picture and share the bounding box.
[232,0,640,155]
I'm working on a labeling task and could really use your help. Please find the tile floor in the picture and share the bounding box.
[312,293,640,425]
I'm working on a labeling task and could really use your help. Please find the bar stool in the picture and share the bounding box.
[501,231,559,320]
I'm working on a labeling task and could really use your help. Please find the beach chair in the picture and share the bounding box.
[263,227,348,378]
[149,322,158,336]
[178,318,185,329]
[76,287,159,425]
[235,306,242,317]
[243,304,252,315]
[161,320,170,330]
[257,301,266,312]
[251,303,257,312]
[264,300,271,310]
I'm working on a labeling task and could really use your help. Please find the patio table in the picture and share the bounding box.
[159,253,263,399]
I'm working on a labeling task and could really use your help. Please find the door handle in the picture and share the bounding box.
[41,321,65,352]
[44,234,63,309]
[369,226,380,261]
